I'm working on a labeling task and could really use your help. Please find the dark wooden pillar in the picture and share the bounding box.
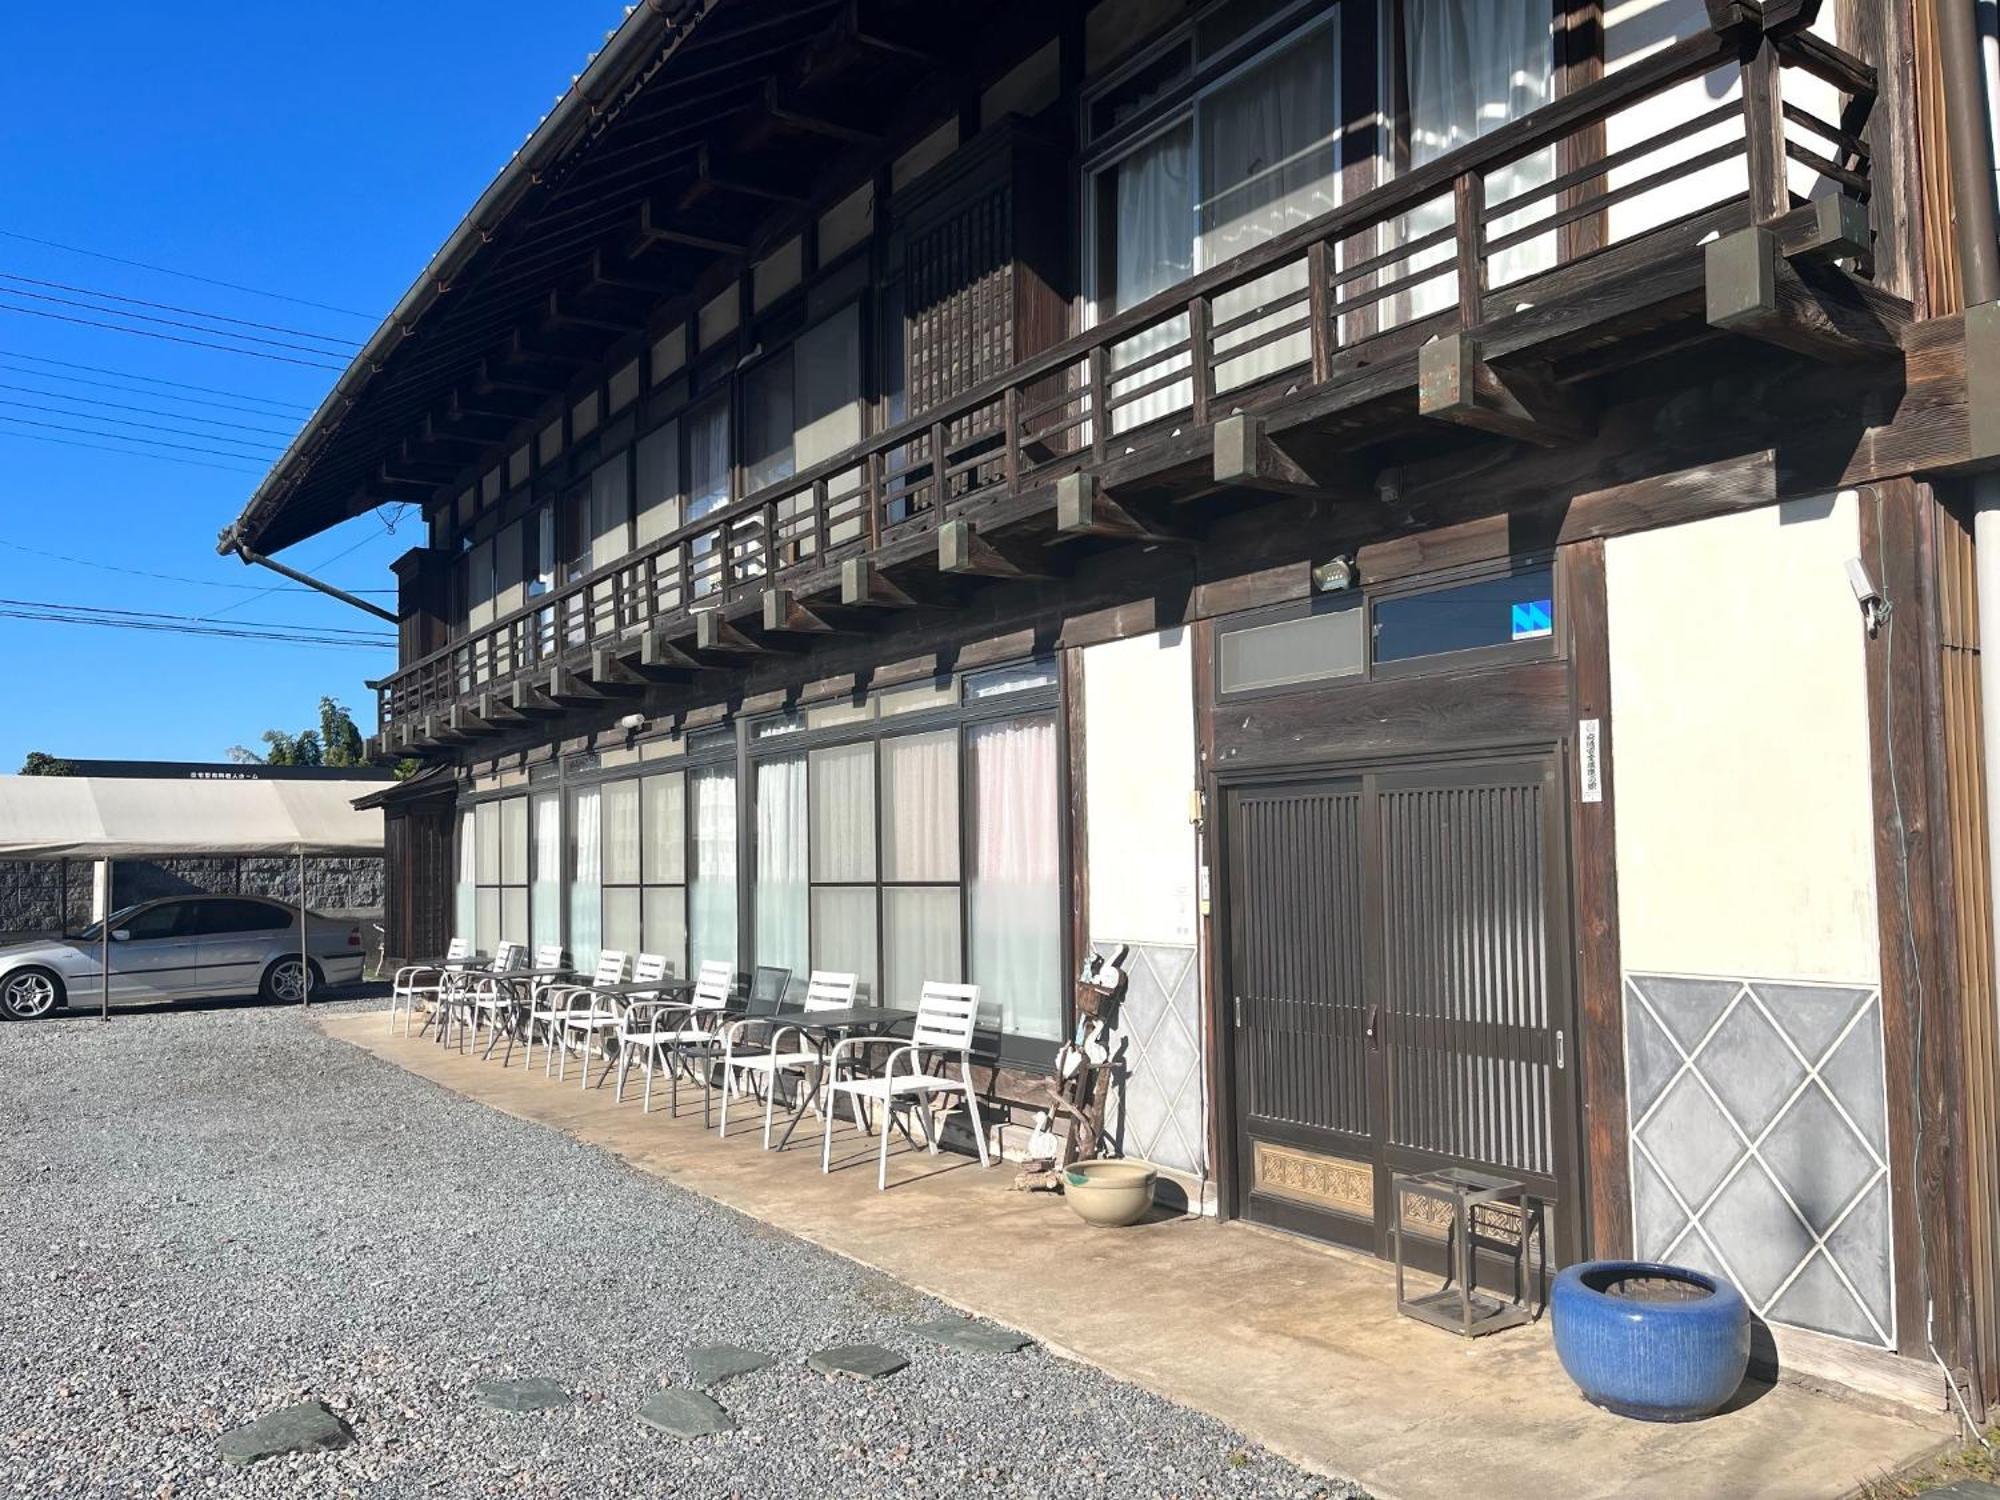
[1560,538,1630,1258]
[1863,478,1981,1411]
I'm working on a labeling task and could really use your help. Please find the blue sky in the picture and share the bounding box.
[0,3,620,767]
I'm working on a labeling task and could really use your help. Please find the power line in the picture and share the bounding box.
[0,537,394,595]
[0,284,360,359]
[0,229,377,321]
[0,423,266,475]
[0,595,390,637]
[0,412,281,464]
[0,350,315,412]
[0,398,284,453]
[0,381,296,438]
[0,271,361,349]
[0,302,347,370]
[0,596,392,649]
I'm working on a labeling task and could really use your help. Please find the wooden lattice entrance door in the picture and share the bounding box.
[1221,755,1581,1263]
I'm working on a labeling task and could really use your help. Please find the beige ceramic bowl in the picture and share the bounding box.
[1063,1159,1158,1227]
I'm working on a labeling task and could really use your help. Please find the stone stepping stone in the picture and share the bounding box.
[686,1344,775,1388]
[1928,1485,2000,1498]
[908,1318,1035,1355]
[218,1399,353,1467]
[639,1388,736,1439]
[807,1343,909,1381]
[475,1377,570,1412]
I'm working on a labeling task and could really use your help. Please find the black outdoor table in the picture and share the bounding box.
[743,1004,918,1151]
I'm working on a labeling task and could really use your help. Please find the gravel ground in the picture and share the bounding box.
[0,996,1367,1499]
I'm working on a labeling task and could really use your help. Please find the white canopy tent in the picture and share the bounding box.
[0,774,386,1017]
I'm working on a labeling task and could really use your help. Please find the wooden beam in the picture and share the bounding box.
[937,518,1053,579]
[1212,413,1368,496]
[633,196,746,257]
[1417,333,1593,447]
[541,289,631,336]
[763,79,882,145]
[1705,226,1904,362]
[545,665,634,707]
[1052,472,1184,543]
[694,143,808,206]
[839,557,913,609]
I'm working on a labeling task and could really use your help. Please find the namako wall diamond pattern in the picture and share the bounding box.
[1102,940,1206,1177]
[1624,971,1893,1348]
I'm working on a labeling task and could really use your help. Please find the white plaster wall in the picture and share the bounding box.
[1606,494,1881,984]
[1082,628,1198,947]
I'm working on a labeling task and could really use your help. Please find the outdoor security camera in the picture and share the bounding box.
[1845,557,1889,635]
[1312,555,1357,593]
[617,712,646,731]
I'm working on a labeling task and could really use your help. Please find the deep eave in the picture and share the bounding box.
[216,0,714,558]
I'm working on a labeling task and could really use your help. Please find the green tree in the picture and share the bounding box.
[230,699,367,768]
[19,751,73,776]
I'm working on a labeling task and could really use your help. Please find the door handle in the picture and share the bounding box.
[1366,1004,1378,1045]
[1234,994,1244,1029]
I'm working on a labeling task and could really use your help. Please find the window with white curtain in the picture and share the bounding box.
[591,455,630,570]
[744,668,1063,1059]
[468,796,528,951]
[968,714,1062,1040]
[743,351,796,495]
[568,786,603,970]
[642,771,687,974]
[753,757,808,995]
[530,791,562,959]
[455,808,476,948]
[601,779,643,961]
[1392,0,1555,315]
[635,420,681,546]
[689,761,738,973]
[809,740,878,1000]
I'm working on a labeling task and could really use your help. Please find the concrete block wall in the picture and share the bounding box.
[0,855,384,940]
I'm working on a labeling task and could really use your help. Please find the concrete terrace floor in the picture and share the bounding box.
[325,1008,1952,1500]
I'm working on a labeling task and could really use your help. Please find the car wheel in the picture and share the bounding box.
[259,957,324,1004]
[0,967,65,1021]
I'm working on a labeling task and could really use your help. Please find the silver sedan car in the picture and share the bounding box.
[0,895,366,1020]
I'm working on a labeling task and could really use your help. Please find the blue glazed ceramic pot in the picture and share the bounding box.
[1551,1261,1750,1422]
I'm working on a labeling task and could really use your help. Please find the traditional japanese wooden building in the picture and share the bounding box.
[221,0,2000,1417]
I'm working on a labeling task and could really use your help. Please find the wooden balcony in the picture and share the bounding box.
[377,4,1895,748]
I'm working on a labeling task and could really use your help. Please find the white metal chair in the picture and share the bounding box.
[389,936,469,1036]
[610,952,680,1106]
[468,942,535,1058]
[627,959,735,1118]
[821,980,991,1190]
[719,970,857,1147]
[438,942,523,1051]
[551,950,630,1084]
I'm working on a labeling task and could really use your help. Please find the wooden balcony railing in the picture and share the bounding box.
[378,7,1876,738]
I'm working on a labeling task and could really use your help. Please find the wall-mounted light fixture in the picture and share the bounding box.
[1312,555,1358,593]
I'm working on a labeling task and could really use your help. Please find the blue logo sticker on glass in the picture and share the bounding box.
[1510,598,1553,641]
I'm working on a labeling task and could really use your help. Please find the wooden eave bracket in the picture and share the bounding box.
[1051,472,1186,544]
[477,690,531,726]
[632,196,747,258]
[589,645,655,690]
[838,557,914,609]
[1416,334,1593,447]
[629,627,705,679]
[694,608,788,655]
[509,678,563,718]
[761,586,856,636]
[1966,302,2000,464]
[1705,218,1903,363]
[937,518,1053,579]
[447,704,497,738]
[1212,413,1375,495]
